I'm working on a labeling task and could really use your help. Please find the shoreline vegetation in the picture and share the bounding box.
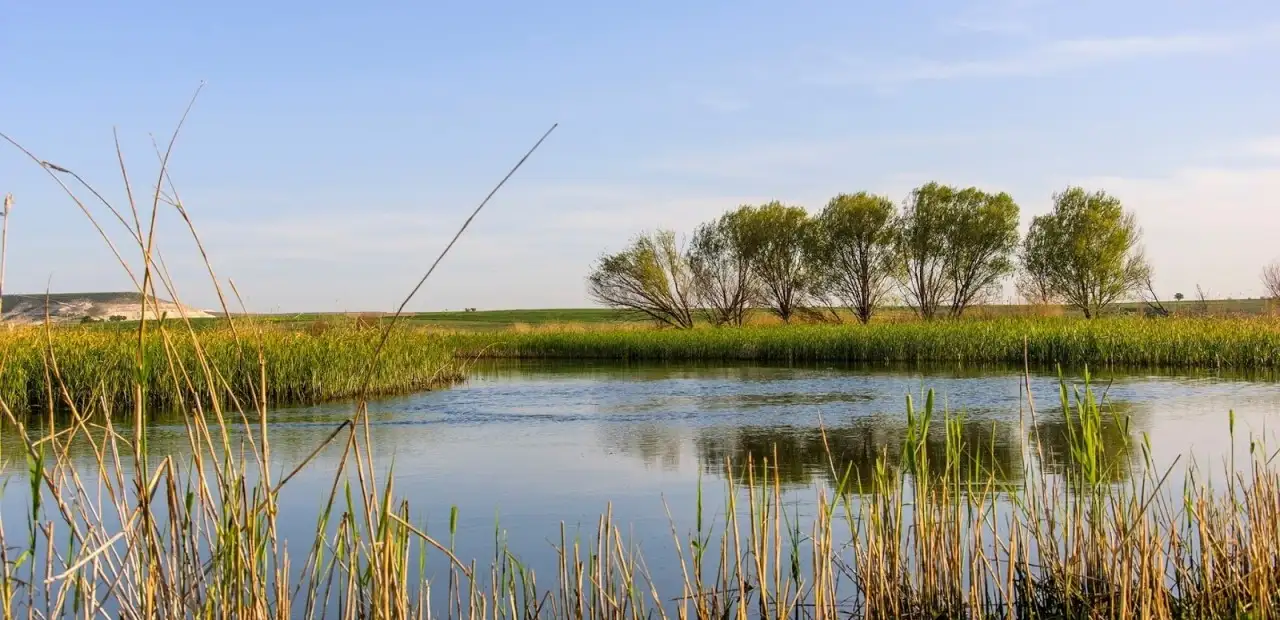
[0,322,463,416]
[451,315,1280,368]
[2,313,1277,415]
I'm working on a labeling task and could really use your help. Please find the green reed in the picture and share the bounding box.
[450,316,1280,369]
[0,321,462,416]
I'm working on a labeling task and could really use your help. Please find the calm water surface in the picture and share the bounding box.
[3,361,1279,606]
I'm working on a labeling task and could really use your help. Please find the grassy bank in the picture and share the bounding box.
[7,315,1277,418]
[451,316,1280,368]
[0,321,461,415]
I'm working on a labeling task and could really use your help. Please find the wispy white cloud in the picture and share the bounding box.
[641,131,1024,181]
[810,24,1280,87]
[945,17,1030,36]
[1244,136,1280,158]
[508,182,771,240]
[201,212,441,260]
[940,0,1049,36]
[642,142,849,180]
[693,94,749,113]
[196,182,766,265]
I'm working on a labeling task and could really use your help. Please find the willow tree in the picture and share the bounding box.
[813,192,897,324]
[587,230,697,328]
[894,182,1019,319]
[688,209,757,326]
[943,188,1020,317]
[1021,187,1150,318]
[894,183,956,320]
[733,201,818,323]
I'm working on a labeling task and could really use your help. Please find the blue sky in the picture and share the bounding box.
[3,0,1278,312]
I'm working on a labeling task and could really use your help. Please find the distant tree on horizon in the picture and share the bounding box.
[1263,260,1280,300]
[942,187,1020,317]
[733,201,820,323]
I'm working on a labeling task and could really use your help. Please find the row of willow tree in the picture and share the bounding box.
[588,183,1153,327]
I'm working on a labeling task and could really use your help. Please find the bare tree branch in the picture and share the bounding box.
[588,230,697,329]
[1263,260,1280,300]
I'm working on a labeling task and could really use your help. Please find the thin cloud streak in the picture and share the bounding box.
[641,131,1026,180]
[939,0,1048,36]
[809,24,1280,87]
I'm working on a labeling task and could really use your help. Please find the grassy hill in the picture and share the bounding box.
[1,292,213,323]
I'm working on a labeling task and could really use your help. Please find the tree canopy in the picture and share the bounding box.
[585,183,1156,325]
[733,201,819,323]
[812,192,897,324]
[894,183,1019,319]
[1021,187,1150,318]
[688,210,757,326]
[1263,260,1280,300]
[942,188,1020,317]
[895,182,954,320]
[587,230,697,328]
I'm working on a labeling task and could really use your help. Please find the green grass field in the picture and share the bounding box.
[243,308,628,331]
[238,298,1275,331]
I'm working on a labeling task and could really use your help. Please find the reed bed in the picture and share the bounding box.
[0,322,462,416]
[451,316,1280,369]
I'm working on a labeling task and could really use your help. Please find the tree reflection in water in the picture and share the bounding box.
[694,416,1026,493]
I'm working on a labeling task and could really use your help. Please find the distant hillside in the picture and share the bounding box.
[1,292,212,324]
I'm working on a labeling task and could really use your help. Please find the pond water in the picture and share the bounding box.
[2,360,1279,610]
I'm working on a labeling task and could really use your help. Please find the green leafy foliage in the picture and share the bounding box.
[732,202,820,323]
[894,182,1020,319]
[688,210,758,326]
[894,182,956,320]
[1022,187,1151,318]
[812,192,898,324]
[453,316,1280,368]
[0,322,461,415]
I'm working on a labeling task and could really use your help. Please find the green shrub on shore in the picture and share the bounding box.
[451,316,1280,369]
